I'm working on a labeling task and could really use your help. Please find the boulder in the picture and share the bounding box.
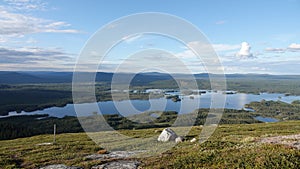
[190,138,197,143]
[175,136,184,143]
[157,128,178,142]
[97,149,108,154]
[85,151,143,160]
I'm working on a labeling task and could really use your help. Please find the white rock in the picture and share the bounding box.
[190,138,197,143]
[157,128,178,142]
[175,136,184,143]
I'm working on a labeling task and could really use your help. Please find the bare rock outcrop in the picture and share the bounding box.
[40,164,82,169]
[259,134,300,149]
[91,160,140,169]
[157,128,178,142]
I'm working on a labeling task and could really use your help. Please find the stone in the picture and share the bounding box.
[36,142,52,146]
[91,160,140,169]
[97,149,108,154]
[157,128,178,142]
[175,136,184,143]
[85,151,143,160]
[39,164,83,169]
[190,138,197,143]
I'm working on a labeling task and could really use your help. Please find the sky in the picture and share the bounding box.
[0,0,300,74]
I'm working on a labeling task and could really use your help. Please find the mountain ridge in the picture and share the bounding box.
[0,71,300,84]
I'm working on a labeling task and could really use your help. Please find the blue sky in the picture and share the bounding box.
[0,0,300,74]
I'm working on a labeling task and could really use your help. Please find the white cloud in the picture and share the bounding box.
[288,43,300,51]
[174,41,215,60]
[4,0,47,11]
[236,42,254,59]
[187,41,240,52]
[45,21,71,28]
[122,34,143,43]
[108,50,204,74]
[174,42,240,63]
[264,43,300,53]
[0,46,74,62]
[0,46,75,70]
[0,0,81,71]
[175,49,196,59]
[0,8,80,36]
[265,47,286,53]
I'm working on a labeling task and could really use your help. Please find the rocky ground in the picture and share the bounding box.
[259,134,300,149]
[36,130,300,169]
[40,151,142,169]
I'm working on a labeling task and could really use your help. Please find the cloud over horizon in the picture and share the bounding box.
[265,43,300,53]
[0,0,80,71]
[288,43,300,51]
[0,46,75,70]
[265,47,286,53]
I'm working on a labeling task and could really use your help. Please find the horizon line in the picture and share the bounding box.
[1,70,300,76]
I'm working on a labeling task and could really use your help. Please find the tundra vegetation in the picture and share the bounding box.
[0,121,299,168]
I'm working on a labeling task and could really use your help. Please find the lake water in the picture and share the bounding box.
[2,92,300,118]
[255,116,279,123]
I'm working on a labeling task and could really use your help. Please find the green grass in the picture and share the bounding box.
[1,121,300,168]
[142,121,300,169]
[0,133,101,168]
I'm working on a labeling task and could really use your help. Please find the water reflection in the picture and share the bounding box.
[2,92,300,118]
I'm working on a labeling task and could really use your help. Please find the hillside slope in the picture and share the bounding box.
[1,121,299,168]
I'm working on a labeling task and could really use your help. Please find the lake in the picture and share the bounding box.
[2,92,300,118]
[254,116,279,123]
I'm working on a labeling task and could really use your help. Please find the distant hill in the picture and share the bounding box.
[0,71,72,84]
[223,74,300,80]
[0,71,300,84]
[0,72,44,84]
[0,71,173,84]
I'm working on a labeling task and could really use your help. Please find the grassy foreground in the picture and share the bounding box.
[0,121,299,169]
